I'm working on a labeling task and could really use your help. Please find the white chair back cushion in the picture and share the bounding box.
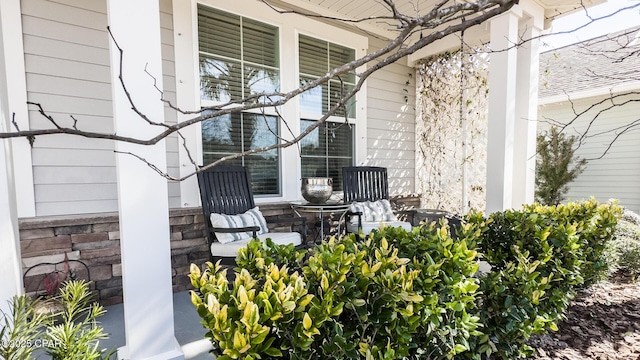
[210,207,269,244]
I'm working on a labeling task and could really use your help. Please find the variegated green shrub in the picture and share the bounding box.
[465,200,622,359]
[190,199,620,360]
[304,236,428,359]
[189,260,335,360]
[359,223,483,359]
[517,199,620,286]
[190,223,482,360]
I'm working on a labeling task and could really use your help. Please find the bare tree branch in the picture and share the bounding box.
[1,0,583,182]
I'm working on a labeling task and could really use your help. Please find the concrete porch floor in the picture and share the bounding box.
[98,291,215,359]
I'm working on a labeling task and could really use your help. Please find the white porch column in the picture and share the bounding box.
[0,0,35,219]
[486,10,520,213]
[0,0,23,312]
[107,1,183,359]
[512,16,542,208]
[172,0,201,208]
[0,101,22,316]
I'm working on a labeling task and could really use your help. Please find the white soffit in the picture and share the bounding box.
[273,0,604,38]
[272,0,602,64]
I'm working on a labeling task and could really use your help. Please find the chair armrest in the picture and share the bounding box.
[211,226,260,233]
[345,210,362,217]
[210,225,260,239]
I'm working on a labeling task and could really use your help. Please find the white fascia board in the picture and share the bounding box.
[539,80,640,105]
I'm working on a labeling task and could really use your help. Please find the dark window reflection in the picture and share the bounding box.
[203,113,280,195]
[300,120,353,191]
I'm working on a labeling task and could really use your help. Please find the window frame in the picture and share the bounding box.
[175,0,368,204]
[298,33,358,191]
[197,6,283,196]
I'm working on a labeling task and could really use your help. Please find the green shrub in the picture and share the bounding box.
[1,295,51,360]
[610,209,640,280]
[464,200,621,359]
[1,280,113,360]
[465,209,583,359]
[523,199,622,285]
[535,126,587,206]
[44,280,115,360]
[190,223,483,360]
[191,200,621,360]
[346,224,483,359]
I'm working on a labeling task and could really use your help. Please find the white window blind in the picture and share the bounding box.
[299,35,356,190]
[198,5,281,195]
[299,34,356,118]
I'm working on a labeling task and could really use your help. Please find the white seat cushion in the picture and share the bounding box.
[346,220,412,235]
[210,207,269,244]
[210,232,302,257]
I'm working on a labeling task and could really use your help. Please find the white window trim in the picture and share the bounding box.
[173,0,368,204]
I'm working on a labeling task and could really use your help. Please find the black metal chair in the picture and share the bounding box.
[197,165,307,263]
[342,166,389,204]
[342,166,463,237]
[342,166,412,234]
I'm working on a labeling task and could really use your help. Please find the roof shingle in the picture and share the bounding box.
[539,26,640,99]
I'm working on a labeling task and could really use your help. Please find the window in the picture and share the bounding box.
[298,35,356,117]
[198,5,281,195]
[299,35,356,190]
[187,3,366,200]
[300,120,353,191]
[202,112,279,195]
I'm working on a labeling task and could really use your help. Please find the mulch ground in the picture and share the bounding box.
[528,275,640,360]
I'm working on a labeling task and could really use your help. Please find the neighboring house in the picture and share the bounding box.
[539,26,640,212]
[1,0,597,358]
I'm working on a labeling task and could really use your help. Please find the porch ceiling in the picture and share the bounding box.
[269,0,605,57]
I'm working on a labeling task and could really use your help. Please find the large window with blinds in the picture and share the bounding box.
[299,35,356,190]
[197,5,280,195]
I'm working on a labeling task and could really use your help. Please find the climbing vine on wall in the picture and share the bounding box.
[415,49,489,214]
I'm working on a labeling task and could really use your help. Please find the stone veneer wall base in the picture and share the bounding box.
[19,196,420,306]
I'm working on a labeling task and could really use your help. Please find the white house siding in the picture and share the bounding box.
[22,0,180,216]
[365,37,416,195]
[21,0,414,215]
[538,95,640,213]
[23,0,115,216]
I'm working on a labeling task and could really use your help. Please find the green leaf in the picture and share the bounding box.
[282,301,296,312]
[303,312,313,330]
[251,327,269,345]
[264,347,283,357]
[453,343,468,353]
[352,299,366,307]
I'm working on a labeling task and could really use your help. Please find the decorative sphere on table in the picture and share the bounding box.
[301,177,333,204]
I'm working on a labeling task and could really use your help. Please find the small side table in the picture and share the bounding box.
[290,201,351,242]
